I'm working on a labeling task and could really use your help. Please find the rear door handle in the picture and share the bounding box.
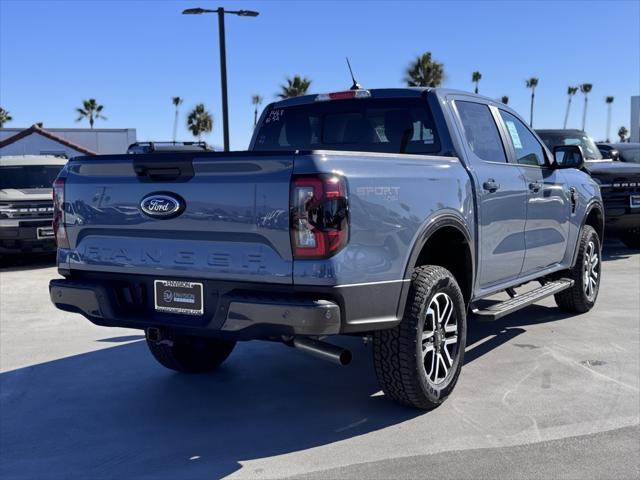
[483,179,500,193]
[528,181,542,192]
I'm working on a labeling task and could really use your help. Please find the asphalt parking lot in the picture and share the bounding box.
[1,242,639,480]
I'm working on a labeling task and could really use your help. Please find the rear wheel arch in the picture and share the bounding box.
[405,216,474,306]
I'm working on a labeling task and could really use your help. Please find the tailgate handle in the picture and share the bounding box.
[135,166,182,181]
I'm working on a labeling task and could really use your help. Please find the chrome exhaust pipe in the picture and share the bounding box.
[292,337,352,366]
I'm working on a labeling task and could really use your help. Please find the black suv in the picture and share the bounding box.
[537,130,640,249]
[597,142,640,163]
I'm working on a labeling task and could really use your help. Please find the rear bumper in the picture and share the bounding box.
[49,273,405,339]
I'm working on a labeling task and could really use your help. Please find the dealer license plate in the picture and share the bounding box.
[154,280,204,316]
[37,226,54,239]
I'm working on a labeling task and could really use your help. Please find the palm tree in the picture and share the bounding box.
[278,76,312,99]
[0,107,12,127]
[563,86,578,129]
[580,83,593,131]
[75,99,106,129]
[472,71,482,94]
[172,96,183,142]
[186,104,213,141]
[525,77,539,127]
[605,96,614,142]
[404,52,445,87]
[618,126,628,142]
[251,94,263,128]
[500,96,509,105]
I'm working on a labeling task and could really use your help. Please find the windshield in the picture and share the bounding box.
[619,147,640,163]
[0,165,63,189]
[537,132,603,160]
[253,97,441,155]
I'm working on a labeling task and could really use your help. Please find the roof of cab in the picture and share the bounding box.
[535,129,588,135]
[270,87,514,110]
[0,155,69,167]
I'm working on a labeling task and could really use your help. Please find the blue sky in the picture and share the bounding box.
[1,0,638,149]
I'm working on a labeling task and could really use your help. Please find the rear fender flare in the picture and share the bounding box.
[396,213,474,318]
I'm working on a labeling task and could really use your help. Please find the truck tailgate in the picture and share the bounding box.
[62,152,294,284]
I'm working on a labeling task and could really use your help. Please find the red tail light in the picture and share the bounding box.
[290,175,349,259]
[52,177,69,249]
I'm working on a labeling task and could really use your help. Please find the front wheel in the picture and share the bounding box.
[146,331,236,373]
[372,265,467,410]
[554,225,601,313]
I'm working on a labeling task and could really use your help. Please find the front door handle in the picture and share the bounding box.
[529,181,542,192]
[483,179,500,193]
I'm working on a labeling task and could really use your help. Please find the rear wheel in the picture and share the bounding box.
[554,225,601,313]
[372,265,466,410]
[619,230,640,249]
[146,330,236,373]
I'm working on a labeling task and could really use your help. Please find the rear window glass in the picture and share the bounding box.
[0,165,63,189]
[619,147,640,163]
[253,97,440,154]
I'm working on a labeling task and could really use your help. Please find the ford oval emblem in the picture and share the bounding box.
[140,192,184,219]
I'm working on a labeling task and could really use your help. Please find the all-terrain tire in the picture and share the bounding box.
[372,265,467,410]
[554,225,601,313]
[619,230,640,250]
[146,331,236,373]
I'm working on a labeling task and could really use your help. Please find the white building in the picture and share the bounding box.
[0,125,137,157]
[631,96,639,143]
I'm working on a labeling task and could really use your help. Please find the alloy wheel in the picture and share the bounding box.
[421,292,458,385]
[583,240,600,301]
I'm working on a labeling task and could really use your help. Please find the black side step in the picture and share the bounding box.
[472,278,574,321]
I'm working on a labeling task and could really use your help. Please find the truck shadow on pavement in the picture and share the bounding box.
[0,337,419,479]
[0,253,56,271]
[601,240,636,262]
[466,304,574,365]
[3,245,634,478]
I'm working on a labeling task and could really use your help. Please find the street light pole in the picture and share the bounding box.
[217,8,230,152]
[183,7,259,152]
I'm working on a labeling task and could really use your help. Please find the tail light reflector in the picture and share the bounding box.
[290,175,348,259]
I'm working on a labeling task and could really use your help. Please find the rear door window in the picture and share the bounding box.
[253,97,440,154]
[455,101,507,162]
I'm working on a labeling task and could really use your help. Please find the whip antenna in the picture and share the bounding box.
[346,57,362,90]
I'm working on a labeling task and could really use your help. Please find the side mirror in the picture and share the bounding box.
[609,149,620,161]
[553,145,585,170]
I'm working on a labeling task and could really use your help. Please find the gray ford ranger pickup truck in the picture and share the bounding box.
[49,88,604,409]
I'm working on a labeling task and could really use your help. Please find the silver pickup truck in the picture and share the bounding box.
[1,155,67,256]
[49,88,604,409]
